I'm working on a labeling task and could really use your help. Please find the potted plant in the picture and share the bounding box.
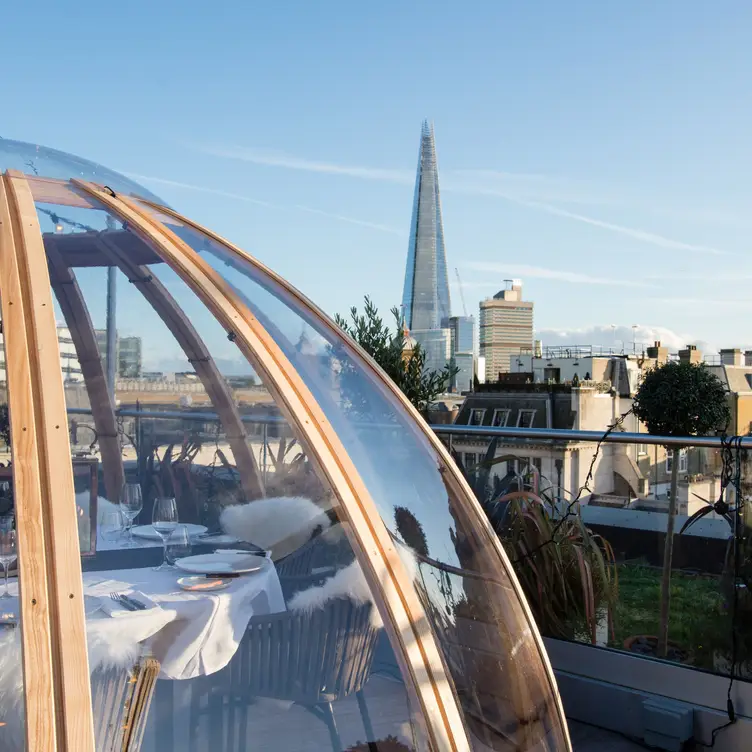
[453,440,618,644]
[499,490,618,643]
[630,360,730,659]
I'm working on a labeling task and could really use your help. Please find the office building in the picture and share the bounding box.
[449,315,475,393]
[401,121,451,331]
[479,280,533,382]
[0,325,82,383]
[118,336,142,378]
[401,121,452,374]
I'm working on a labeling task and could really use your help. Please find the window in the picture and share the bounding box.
[638,444,648,456]
[532,457,542,473]
[464,452,478,469]
[666,449,688,474]
[491,409,510,427]
[517,409,536,428]
[469,409,486,426]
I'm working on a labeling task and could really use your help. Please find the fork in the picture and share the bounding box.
[110,592,137,611]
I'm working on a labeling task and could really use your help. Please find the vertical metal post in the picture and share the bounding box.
[262,422,268,482]
[106,266,117,396]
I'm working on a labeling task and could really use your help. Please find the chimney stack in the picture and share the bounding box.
[720,348,744,367]
[678,344,702,365]
[745,350,752,367]
[646,340,669,365]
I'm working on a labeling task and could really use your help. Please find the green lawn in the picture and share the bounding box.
[607,563,728,670]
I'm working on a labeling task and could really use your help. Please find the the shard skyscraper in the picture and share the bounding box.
[401,121,452,373]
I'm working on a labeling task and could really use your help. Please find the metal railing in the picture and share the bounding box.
[65,406,750,450]
[430,423,752,449]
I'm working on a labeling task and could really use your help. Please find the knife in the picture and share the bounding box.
[121,595,147,611]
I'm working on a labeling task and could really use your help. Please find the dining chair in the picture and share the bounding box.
[91,657,160,751]
[188,598,380,752]
[275,524,355,600]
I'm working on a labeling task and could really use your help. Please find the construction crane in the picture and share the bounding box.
[454,268,468,316]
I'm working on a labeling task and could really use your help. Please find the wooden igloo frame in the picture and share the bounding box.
[0,164,570,752]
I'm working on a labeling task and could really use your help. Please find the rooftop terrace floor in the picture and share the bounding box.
[138,670,649,751]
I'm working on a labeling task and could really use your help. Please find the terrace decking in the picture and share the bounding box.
[135,671,645,751]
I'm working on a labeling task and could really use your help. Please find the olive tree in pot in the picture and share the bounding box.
[631,360,730,659]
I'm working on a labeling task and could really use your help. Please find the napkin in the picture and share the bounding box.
[99,590,159,618]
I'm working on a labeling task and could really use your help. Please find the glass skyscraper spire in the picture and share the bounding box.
[401,121,451,331]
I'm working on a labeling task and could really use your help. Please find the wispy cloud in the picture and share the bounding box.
[462,262,653,288]
[508,200,727,256]
[196,145,414,184]
[124,172,402,235]
[291,204,402,234]
[537,324,714,354]
[192,144,727,255]
[655,296,752,308]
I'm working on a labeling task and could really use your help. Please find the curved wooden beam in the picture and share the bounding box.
[0,174,58,751]
[46,240,124,501]
[95,234,264,500]
[5,170,95,751]
[138,198,570,747]
[75,180,468,752]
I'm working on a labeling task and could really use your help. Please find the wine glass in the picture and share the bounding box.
[152,497,178,571]
[166,524,192,565]
[0,516,16,599]
[101,510,124,542]
[119,483,143,546]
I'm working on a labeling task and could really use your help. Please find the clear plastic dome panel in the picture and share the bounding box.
[140,205,568,750]
[0,139,165,205]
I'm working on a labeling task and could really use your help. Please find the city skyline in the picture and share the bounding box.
[4,3,752,351]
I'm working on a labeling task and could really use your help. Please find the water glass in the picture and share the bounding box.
[167,524,192,565]
[120,483,143,545]
[0,516,16,599]
[101,510,124,542]
[152,497,178,571]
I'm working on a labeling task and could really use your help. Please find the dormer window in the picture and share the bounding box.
[469,409,486,426]
[517,410,536,428]
[491,409,510,427]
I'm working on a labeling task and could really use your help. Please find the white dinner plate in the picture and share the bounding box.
[131,523,208,541]
[174,552,265,575]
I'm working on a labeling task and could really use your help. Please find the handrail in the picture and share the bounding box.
[65,406,750,450]
[431,424,750,449]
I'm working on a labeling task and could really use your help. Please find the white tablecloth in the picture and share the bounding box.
[83,561,285,680]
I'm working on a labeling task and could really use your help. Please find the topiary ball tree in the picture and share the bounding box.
[632,360,730,658]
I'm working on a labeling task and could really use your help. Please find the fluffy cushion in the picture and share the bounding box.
[288,543,419,629]
[220,496,330,561]
[0,623,143,750]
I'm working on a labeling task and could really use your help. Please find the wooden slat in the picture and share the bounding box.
[140,198,571,746]
[24,177,97,209]
[5,170,95,752]
[95,234,264,499]
[46,239,124,501]
[0,174,58,751]
[74,180,467,752]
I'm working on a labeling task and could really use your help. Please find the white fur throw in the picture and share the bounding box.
[288,544,419,630]
[0,623,142,750]
[220,496,330,561]
[74,492,118,524]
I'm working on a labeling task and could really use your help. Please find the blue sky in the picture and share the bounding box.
[3,1,752,362]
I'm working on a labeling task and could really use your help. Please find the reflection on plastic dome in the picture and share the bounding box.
[0,138,165,205]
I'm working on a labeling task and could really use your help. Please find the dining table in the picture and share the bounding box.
[0,541,286,751]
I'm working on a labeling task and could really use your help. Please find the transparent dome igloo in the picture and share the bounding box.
[0,141,570,751]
